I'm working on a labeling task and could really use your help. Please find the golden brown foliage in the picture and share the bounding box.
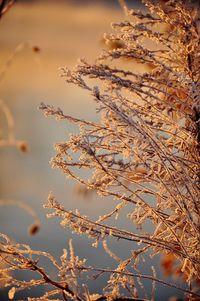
[1,0,200,300]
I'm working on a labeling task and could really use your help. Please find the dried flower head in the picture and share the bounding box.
[28,223,40,236]
[18,141,28,153]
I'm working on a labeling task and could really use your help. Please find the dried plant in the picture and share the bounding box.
[0,42,25,150]
[0,0,15,20]
[0,41,40,150]
[1,0,200,300]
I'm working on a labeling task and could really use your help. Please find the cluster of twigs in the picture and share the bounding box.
[0,0,200,300]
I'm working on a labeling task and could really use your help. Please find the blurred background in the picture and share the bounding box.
[0,1,186,300]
